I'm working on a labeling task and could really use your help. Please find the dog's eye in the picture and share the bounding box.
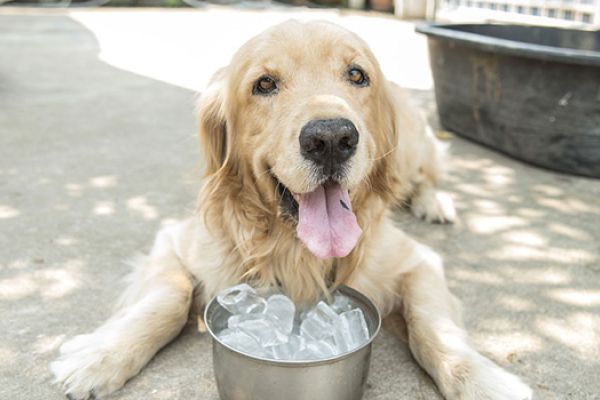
[347,67,369,87]
[253,76,278,96]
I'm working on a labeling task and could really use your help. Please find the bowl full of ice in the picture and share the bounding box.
[204,284,381,400]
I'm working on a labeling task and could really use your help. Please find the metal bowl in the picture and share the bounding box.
[204,285,381,400]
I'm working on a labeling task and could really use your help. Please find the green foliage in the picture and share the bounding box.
[164,0,184,6]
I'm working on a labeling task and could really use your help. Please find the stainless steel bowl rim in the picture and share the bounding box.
[204,285,382,367]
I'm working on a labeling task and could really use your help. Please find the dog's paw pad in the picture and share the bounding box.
[51,337,128,400]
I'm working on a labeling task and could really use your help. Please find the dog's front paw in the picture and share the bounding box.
[442,350,532,400]
[411,188,456,224]
[50,333,132,399]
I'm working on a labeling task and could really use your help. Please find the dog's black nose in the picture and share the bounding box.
[299,118,359,173]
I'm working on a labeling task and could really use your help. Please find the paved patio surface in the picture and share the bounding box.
[1,7,599,400]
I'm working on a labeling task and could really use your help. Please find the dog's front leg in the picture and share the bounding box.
[396,247,532,400]
[51,225,194,400]
[349,220,531,400]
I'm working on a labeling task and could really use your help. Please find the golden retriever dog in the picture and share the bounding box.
[51,20,532,400]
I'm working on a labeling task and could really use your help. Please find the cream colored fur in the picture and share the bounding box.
[51,20,531,400]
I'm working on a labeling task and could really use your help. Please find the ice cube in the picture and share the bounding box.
[299,301,339,341]
[217,327,235,337]
[270,334,305,360]
[227,312,265,329]
[217,283,267,314]
[332,318,352,353]
[218,329,266,357]
[300,316,330,341]
[331,292,352,313]
[237,318,288,347]
[309,339,337,358]
[295,340,337,360]
[265,294,296,335]
[312,301,340,325]
[294,346,320,360]
[291,312,303,335]
[334,308,370,352]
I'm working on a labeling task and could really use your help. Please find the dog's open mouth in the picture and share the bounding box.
[273,174,362,259]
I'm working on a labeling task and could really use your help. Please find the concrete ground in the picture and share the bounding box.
[1,7,599,400]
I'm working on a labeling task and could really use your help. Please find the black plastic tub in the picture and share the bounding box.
[416,23,600,178]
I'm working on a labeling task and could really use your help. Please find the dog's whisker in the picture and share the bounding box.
[368,146,398,161]
[256,167,275,180]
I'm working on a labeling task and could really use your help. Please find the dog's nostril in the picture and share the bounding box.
[312,139,325,153]
[339,136,352,150]
[300,136,325,154]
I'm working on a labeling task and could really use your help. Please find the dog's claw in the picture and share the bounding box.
[65,390,97,400]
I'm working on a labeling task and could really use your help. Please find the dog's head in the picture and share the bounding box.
[199,21,401,260]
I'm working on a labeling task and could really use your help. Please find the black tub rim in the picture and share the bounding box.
[416,23,600,67]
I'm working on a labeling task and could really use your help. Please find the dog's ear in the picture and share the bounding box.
[369,80,429,202]
[379,81,445,200]
[198,69,228,176]
[366,81,404,200]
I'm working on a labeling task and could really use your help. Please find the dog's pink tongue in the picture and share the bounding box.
[297,183,362,259]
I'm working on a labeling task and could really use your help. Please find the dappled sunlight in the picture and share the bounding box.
[93,200,116,216]
[65,183,84,197]
[160,217,182,228]
[476,332,543,359]
[546,289,600,307]
[0,260,83,301]
[450,155,496,171]
[465,215,527,235]
[33,334,66,355]
[0,205,20,219]
[532,184,563,197]
[502,230,548,247]
[478,316,522,332]
[536,313,600,361]
[127,196,159,220]
[67,177,118,198]
[454,182,497,197]
[54,235,79,247]
[89,175,118,188]
[452,268,504,285]
[497,295,537,312]
[399,122,600,391]
[471,199,506,215]
[482,168,514,186]
[497,267,572,285]
[547,222,594,241]
[36,177,52,185]
[515,207,546,219]
[536,196,600,215]
[0,346,18,367]
[490,244,595,264]
[0,258,30,271]
[0,167,17,176]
